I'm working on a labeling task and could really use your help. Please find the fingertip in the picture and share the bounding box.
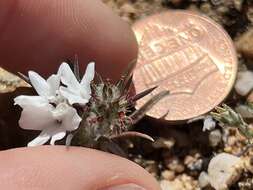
[0,146,160,190]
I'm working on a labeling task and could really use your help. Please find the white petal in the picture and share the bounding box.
[80,88,91,102]
[19,103,55,130]
[28,131,51,147]
[63,108,81,131]
[81,62,95,94]
[14,95,48,108]
[28,126,65,147]
[50,131,66,145]
[60,86,88,105]
[66,134,74,146]
[58,62,80,91]
[52,102,69,120]
[28,71,50,97]
[47,74,61,97]
[53,103,81,131]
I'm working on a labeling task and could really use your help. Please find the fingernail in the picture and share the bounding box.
[102,183,146,190]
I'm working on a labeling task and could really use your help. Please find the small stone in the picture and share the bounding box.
[184,155,195,166]
[200,3,212,13]
[234,0,243,11]
[224,146,233,153]
[160,180,177,190]
[236,28,253,59]
[247,5,253,24]
[208,153,243,190]
[161,170,175,181]
[184,154,203,172]
[179,174,198,190]
[165,157,185,173]
[235,104,253,118]
[227,136,237,146]
[189,159,203,171]
[235,71,253,96]
[120,3,137,14]
[209,129,222,147]
[243,157,253,174]
[198,172,210,188]
[247,90,253,103]
[160,176,198,190]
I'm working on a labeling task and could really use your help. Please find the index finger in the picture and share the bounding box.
[0,0,138,80]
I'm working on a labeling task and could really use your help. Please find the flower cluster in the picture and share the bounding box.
[14,62,95,146]
[14,59,169,152]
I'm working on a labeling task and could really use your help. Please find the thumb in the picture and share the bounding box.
[0,146,161,190]
[0,0,137,80]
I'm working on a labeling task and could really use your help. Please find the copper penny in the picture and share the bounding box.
[132,11,238,122]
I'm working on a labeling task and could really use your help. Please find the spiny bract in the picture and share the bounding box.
[71,58,169,150]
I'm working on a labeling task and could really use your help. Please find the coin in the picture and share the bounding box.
[132,11,238,122]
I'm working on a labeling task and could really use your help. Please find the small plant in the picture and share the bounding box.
[15,58,169,154]
[211,104,253,147]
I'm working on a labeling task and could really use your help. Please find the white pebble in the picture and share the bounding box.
[235,71,253,96]
[160,180,176,190]
[208,153,243,190]
[198,171,210,188]
[235,104,253,118]
[209,129,222,147]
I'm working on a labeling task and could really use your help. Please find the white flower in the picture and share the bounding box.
[14,61,95,146]
[59,62,95,105]
[14,64,83,146]
[14,96,81,146]
[28,71,61,103]
[203,116,216,131]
